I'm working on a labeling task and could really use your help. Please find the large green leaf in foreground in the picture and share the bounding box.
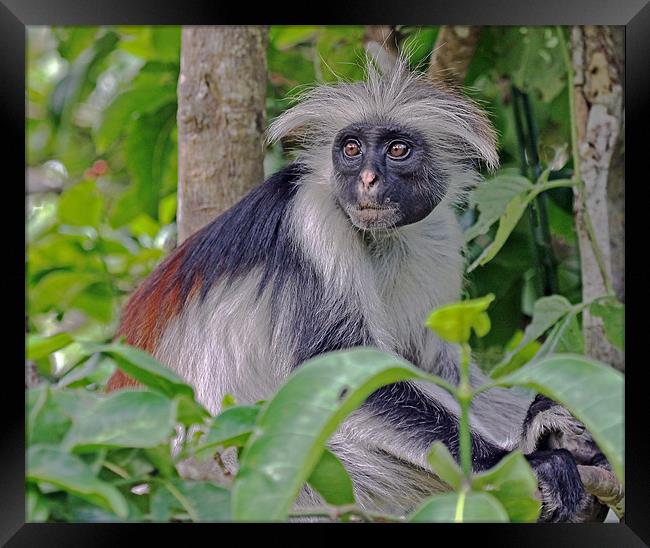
[494,354,624,482]
[231,348,453,521]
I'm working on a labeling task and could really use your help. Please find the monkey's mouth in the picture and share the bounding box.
[346,203,400,230]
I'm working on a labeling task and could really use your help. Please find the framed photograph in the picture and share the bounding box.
[9,0,647,544]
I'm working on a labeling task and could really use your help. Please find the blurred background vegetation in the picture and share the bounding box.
[26,25,582,386]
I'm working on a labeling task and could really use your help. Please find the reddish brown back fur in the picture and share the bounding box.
[106,239,200,392]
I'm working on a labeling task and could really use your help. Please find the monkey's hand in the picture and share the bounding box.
[521,394,615,522]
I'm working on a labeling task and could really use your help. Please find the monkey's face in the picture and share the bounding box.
[331,122,446,230]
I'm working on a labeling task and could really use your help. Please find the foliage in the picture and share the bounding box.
[26,25,624,523]
[26,316,623,522]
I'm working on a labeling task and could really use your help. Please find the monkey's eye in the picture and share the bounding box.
[387,141,410,159]
[343,139,361,157]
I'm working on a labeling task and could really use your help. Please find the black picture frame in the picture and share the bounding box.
[7,1,648,545]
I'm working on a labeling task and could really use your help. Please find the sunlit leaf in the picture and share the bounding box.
[425,294,495,343]
[58,180,104,227]
[27,332,74,361]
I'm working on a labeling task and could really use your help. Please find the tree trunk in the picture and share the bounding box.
[177,26,268,244]
[605,28,625,304]
[428,26,482,85]
[570,26,624,371]
[364,26,398,73]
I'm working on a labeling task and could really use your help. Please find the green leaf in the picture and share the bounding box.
[93,343,191,398]
[468,193,530,272]
[58,180,104,227]
[425,294,495,343]
[94,86,176,153]
[30,271,102,314]
[108,189,143,228]
[494,330,541,375]
[27,386,72,445]
[69,282,115,323]
[590,300,624,351]
[65,494,145,522]
[553,313,584,354]
[202,405,261,453]
[56,27,98,61]
[492,295,573,378]
[48,31,119,129]
[465,174,533,242]
[158,192,177,225]
[144,444,178,479]
[125,102,176,219]
[471,451,540,522]
[151,27,181,62]
[494,354,624,482]
[232,347,453,521]
[92,343,210,425]
[27,484,50,522]
[27,445,128,518]
[128,213,160,238]
[426,442,463,491]
[27,332,74,360]
[220,393,237,410]
[409,491,509,522]
[150,480,231,522]
[63,391,176,452]
[49,387,101,417]
[307,448,355,506]
[270,26,320,50]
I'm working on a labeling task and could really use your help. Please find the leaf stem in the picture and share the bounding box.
[458,343,473,480]
[102,460,130,479]
[454,489,467,523]
[160,479,200,523]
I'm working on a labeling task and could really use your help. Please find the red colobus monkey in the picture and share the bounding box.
[108,59,609,522]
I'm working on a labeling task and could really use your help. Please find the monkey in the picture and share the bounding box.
[107,58,611,522]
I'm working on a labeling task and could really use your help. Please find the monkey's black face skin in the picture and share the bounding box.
[331,123,447,230]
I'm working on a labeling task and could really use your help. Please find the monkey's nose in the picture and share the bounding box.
[360,169,377,190]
